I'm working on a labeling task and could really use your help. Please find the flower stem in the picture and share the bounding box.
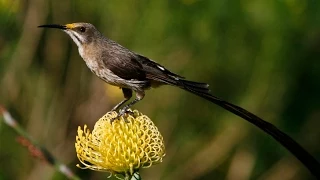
[0,105,81,180]
[130,172,142,180]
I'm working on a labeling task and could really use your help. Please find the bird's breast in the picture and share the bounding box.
[80,53,121,86]
[78,46,148,90]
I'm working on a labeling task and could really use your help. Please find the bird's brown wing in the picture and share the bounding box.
[101,52,146,81]
[134,54,210,92]
[136,54,185,79]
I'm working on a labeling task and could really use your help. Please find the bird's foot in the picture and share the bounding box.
[118,107,133,117]
[110,107,133,123]
[111,106,118,112]
[111,103,123,112]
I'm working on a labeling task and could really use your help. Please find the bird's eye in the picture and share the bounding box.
[79,27,86,32]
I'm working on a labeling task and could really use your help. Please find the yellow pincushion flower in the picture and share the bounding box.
[75,110,165,179]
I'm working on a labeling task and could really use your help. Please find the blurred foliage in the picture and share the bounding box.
[1,0,320,180]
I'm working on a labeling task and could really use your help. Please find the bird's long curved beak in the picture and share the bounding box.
[38,24,68,30]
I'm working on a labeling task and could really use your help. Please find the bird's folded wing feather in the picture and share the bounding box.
[101,52,146,80]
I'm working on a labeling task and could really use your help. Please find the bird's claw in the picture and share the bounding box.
[111,105,120,112]
[110,108,133,123]
[111,107,117,112]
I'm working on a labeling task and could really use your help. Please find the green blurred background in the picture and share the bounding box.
[1,0,320,179]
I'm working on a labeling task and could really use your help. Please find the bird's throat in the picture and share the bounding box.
[65,30,83,47]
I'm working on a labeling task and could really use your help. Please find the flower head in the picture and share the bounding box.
[75,110,165,179]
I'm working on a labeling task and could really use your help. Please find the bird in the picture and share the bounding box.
[38,22,320,177]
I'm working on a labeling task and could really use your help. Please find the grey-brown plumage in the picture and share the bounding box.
[38,23,210,114]
[38,23,320,177]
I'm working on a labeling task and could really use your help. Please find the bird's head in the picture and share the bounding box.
[38,22,101,47]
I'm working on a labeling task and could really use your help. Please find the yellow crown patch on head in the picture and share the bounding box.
[65,23,76,29]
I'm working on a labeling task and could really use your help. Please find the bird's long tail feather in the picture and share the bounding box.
[179,80,320,178]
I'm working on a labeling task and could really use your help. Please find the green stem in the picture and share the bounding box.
[0,105,81,180]
[130,172,142,180]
